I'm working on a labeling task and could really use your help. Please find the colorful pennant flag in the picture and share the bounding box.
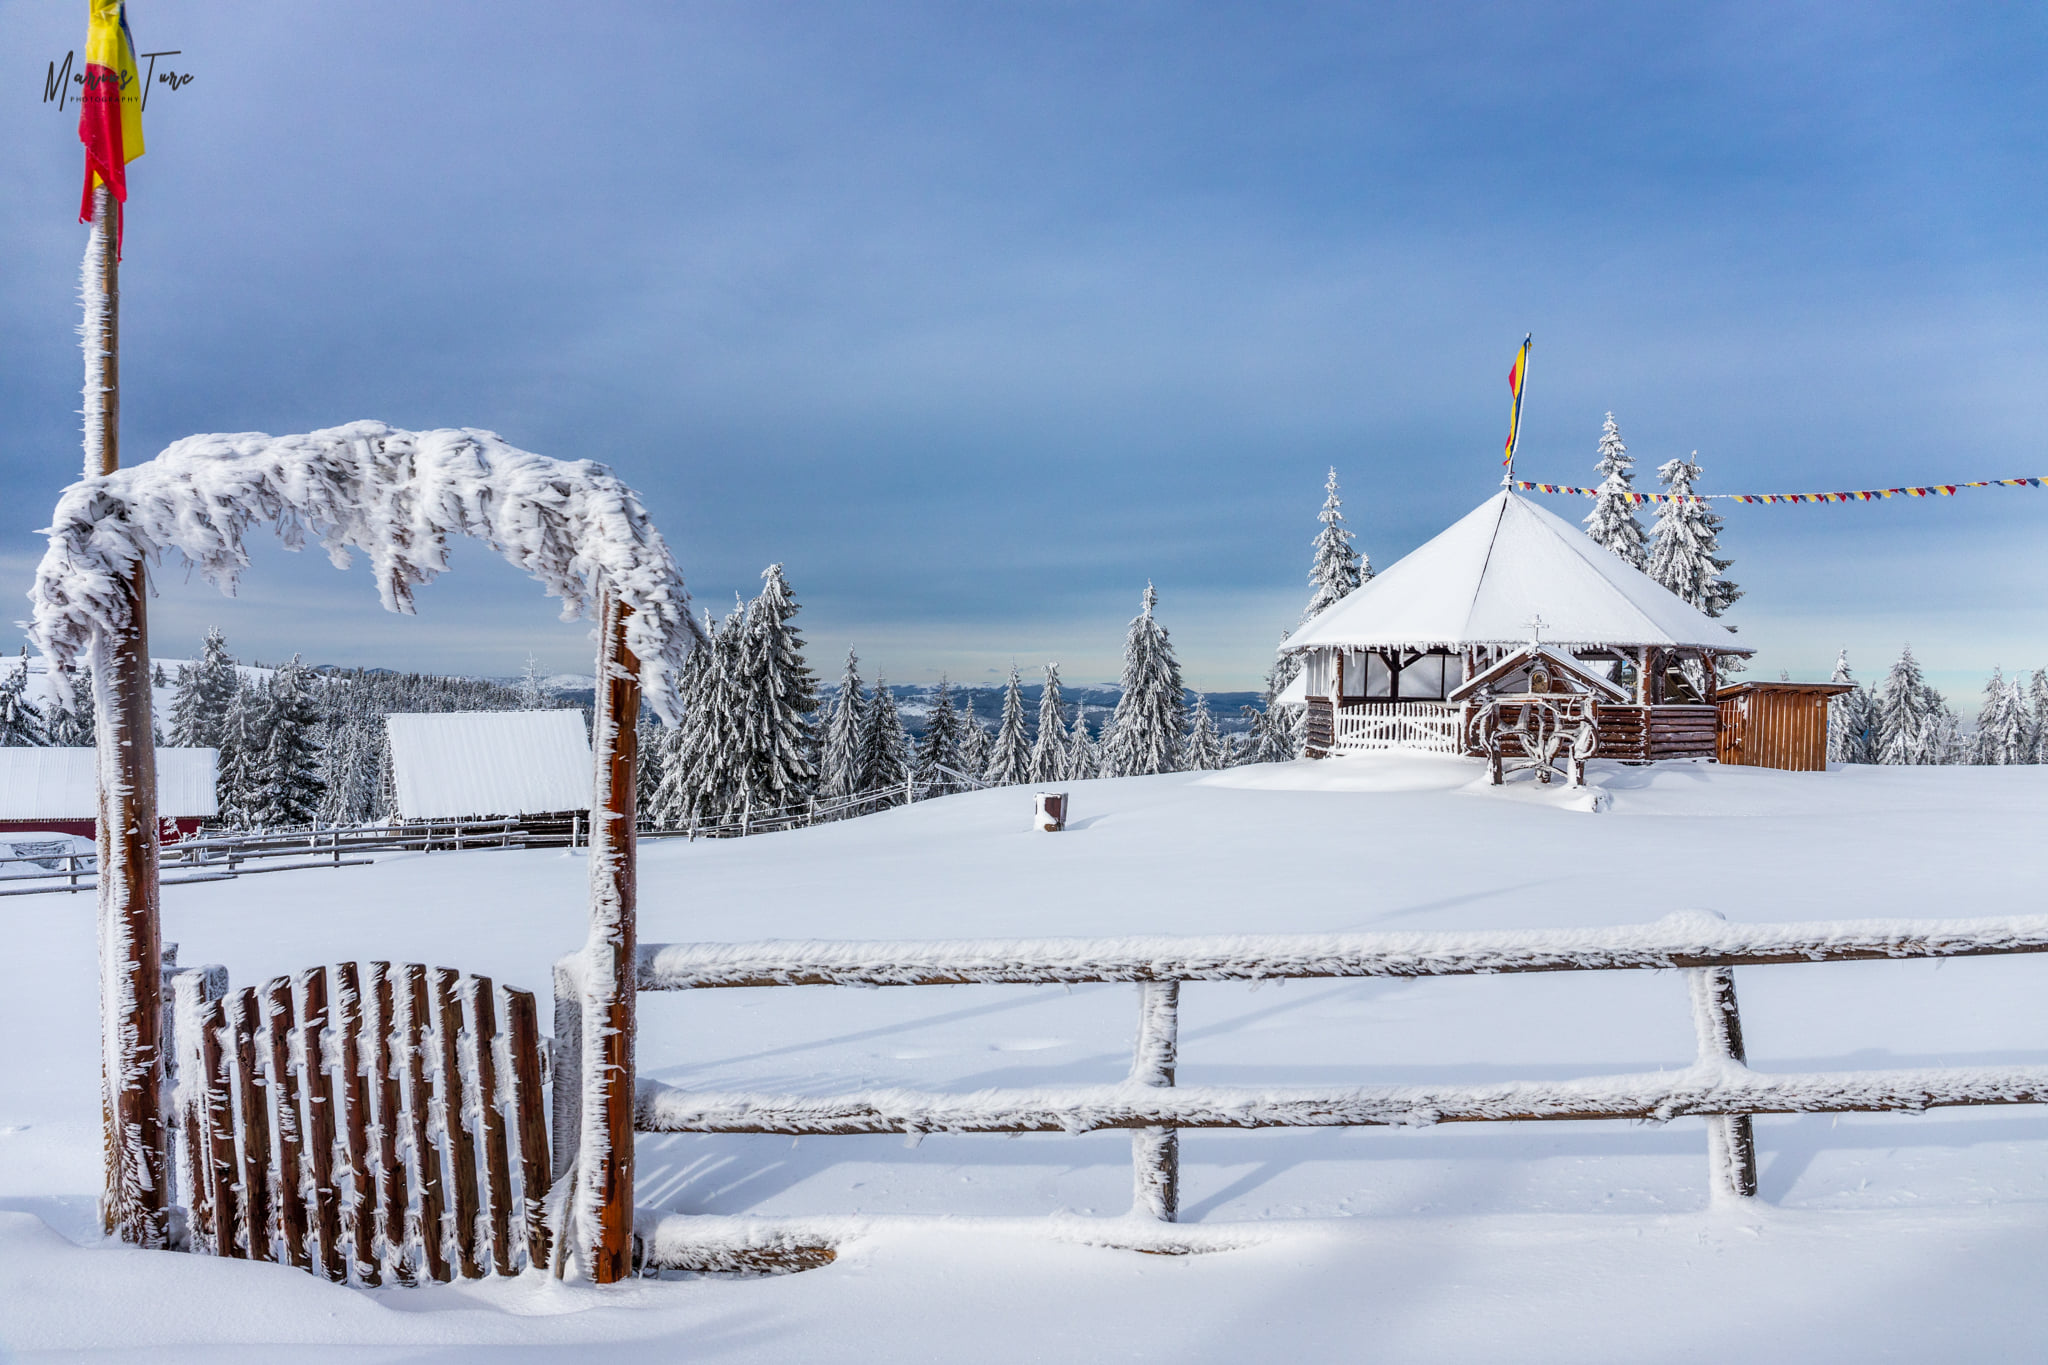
[1513,477,2044,505]
[77,0,145,228]
[1503,335,1532,470]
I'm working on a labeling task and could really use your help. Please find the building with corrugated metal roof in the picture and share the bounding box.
[0,747,218,841]
[383,710,591,821]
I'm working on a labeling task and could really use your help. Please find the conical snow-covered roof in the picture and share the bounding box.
[1285,491,1749,655]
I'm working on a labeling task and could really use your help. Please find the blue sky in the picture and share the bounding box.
[2,3,2044,698]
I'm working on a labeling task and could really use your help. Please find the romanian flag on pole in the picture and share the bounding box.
[1503,334,1531,469]
[77,0,145,226]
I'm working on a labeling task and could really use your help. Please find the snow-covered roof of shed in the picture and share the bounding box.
[1286,491,1751,655]
[0,747,217,821]
[385,710,591,821]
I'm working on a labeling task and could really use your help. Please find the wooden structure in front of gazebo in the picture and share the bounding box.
[1288,490,1749,764]
[1715,681,1854,772]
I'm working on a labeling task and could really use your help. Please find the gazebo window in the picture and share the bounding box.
[1398,653,1451,700]
[1363,652,1392,698]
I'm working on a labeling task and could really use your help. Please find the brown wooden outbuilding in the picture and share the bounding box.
[1714,681,1854,772]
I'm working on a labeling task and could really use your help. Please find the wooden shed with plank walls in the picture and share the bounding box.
[1714,681,1853,772]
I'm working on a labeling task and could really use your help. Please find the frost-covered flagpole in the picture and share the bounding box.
[575,579,640,1281]
[85,181,169,1248]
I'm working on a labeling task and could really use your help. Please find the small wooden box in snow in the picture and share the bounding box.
[1033,793,1069,832]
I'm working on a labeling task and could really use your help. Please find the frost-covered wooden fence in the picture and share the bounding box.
[609,912,2048,1269]
[165,959,552,1283]
[1331,702,1465,754]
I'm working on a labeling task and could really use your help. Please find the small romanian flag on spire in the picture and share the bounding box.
[1503,334,1531,468]
[78,0,146,225]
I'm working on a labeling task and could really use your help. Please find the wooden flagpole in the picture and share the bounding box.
[86,183,168,1247]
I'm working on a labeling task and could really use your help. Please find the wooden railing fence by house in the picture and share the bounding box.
[1316,700,1721,763]
[164,959,552,1283]
[589,912,2048,1269]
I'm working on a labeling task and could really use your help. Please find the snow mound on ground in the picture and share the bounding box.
[1196,754,1610,812]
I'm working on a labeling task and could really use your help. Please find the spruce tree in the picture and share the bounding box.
[1029,664,1069,784]
[821,648,867,799]
[1877,644,1941,766]
[859,677,912,797]
[957,695,992,779]
[517,653,547,708]
[987,666,1032,786]
[1066,704,1097,780]
[169,627,241,750]
[1104,583,1188,777]
[1827,649,1878,765]
[47,666,96,747]
[0,650,47,747]
[675,604,751,820]
[1647,458,1741,616]
[2031,669,2048,764]
[1305,468,1366,621]
[739,564,819,805]
[250,656,325,828]
[1583,412,1647,569]
[915,678,965,790]
[1977,667,2030,765]
[214,682,265,828]
[1183,691,1226,770]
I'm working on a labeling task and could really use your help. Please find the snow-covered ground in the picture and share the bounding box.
[5,755,2048,1360]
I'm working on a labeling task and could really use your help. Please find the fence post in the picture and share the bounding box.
[1688,965,1757,1198]
[1131,980,1179,1221]
[576,579,640,1282]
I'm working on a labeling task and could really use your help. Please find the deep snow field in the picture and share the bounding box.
[6,754,2048,1361]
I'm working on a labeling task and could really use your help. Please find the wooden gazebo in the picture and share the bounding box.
[1286,490,1751,763]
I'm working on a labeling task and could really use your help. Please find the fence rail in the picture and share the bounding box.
[614,911,2048,1268]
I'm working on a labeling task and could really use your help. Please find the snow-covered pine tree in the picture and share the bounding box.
[1183,691,1225,770]
[1103,583,1188,777]
[644,720,690,827]
[1646,458,1741,617]
[248,656,325,828]
[213,680,265,828]
[1826,650,1878,764]
[2031,669,2048,764]
[1876,644,1941,766]
[647,614,713,827]
[1305,468,1367,621]
[1066,704,1097,780]
[678,602,753,820]
[739,563,819,806]
[820,648,867,799]
[1925,701,1965,766]
[1583,412,1648,569]
[915,678,965,790]
[517,653,546,708]
[986,666,1032,786]
[1977,667,2030,765]
[316,716,382,825]
[46,666,96,747]
[1029,664,1069,784]
[859,677,912,797]
[0,649,47,747]
[169,627,241,750]
[957,694,992,778]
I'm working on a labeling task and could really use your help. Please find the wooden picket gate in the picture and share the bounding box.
[167,960,552,1284]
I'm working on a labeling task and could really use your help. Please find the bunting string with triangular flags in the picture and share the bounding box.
[1512,477,2046,505]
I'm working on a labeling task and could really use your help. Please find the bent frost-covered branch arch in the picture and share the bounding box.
[28,420,701,720]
